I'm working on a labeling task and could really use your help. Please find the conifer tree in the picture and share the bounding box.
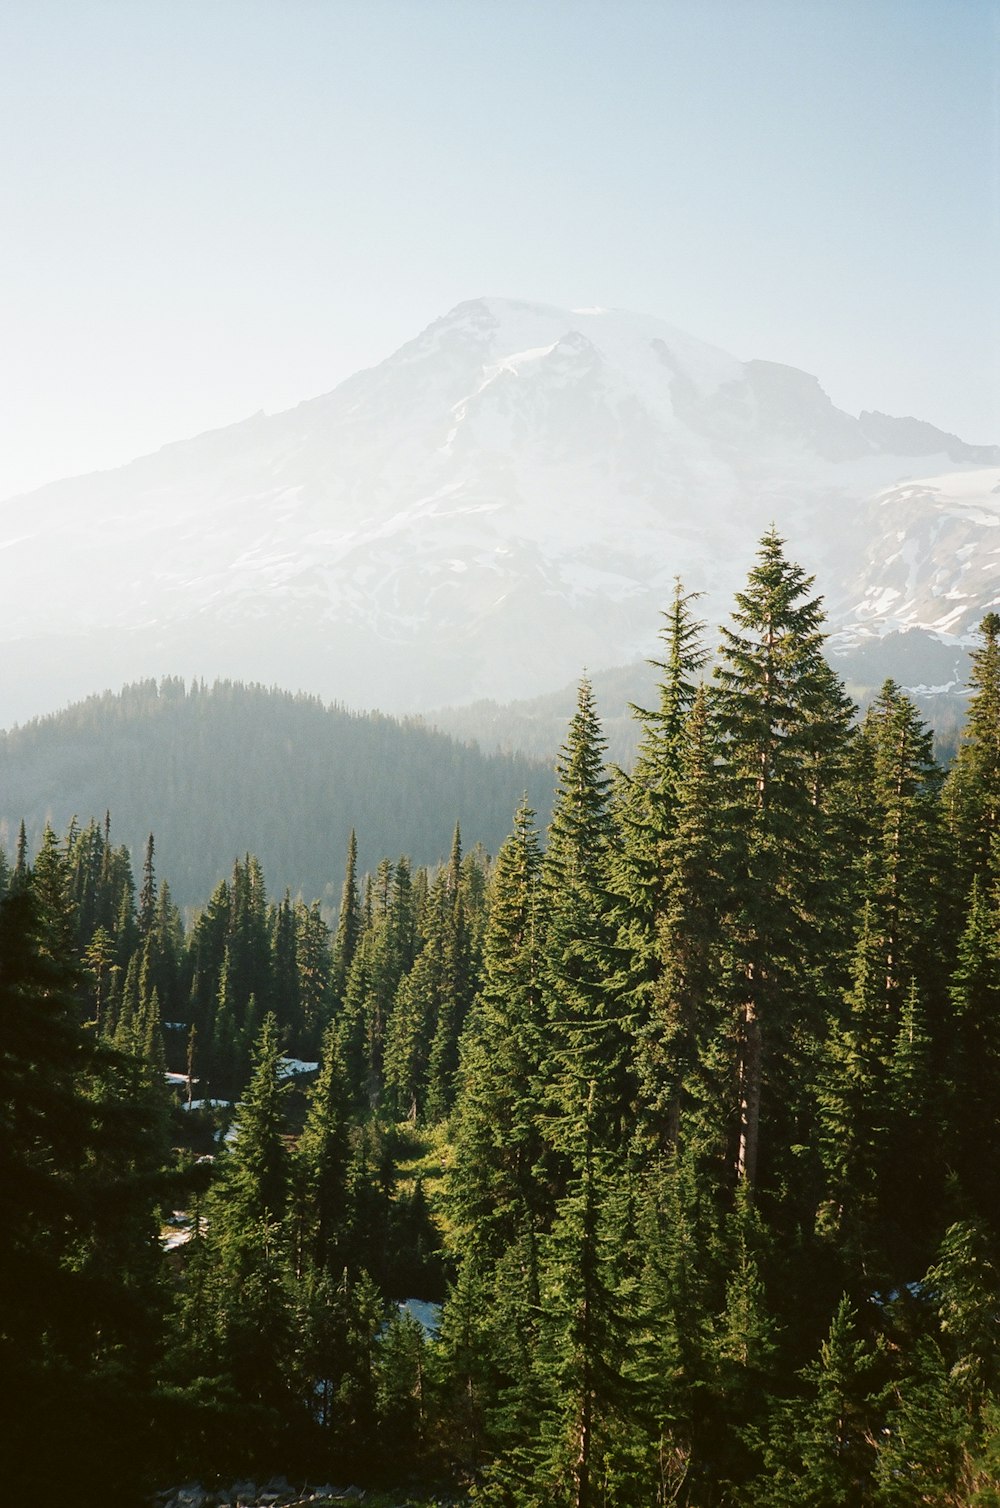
[271,889,301,1042]
[0,882,168,1502]
[331,828,362,1007]
[854,680,947,1020]
[220,1010,289,1230]
[613,581,707,1028]
[637,685,729,1163]
[444,804,555,1480]
[541,678,630,1158]
[295,897,333,1055]
[712,529,855,1192]
[748,1296,878,1506]
[874,1338,971,1506]
[293,1021,352,1279]
[12,817,28,892]
[198,1013,295,1428]
[944,611,1000,890]
[525,1086,637,1508]
[942,876,1000,1220]
[138,831,157,938]
[385,870,450,1121]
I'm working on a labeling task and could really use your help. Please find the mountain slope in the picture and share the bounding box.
[0,679,555,910]
[2,297,995,727]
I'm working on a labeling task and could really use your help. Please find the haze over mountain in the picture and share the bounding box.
[0,678,554,911]
[3,296,997,729]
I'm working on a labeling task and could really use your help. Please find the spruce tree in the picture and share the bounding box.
[293,1020,352,1279]
[331,828,363,1008]
[0,882,168,1503]
[712,529,855,1193]
[944,611,1000,890]
[853,680,947,1021]
[450,800,549,1265]
[637,684,729,1164]
[198,1012,295,1430]
[425,825,476,1122]
[612,582,708,1030]
[943,877,1000,1220]
[541,678,630,1159]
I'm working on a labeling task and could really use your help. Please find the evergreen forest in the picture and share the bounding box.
[3,530,1000,1507]
[0,679,555,910]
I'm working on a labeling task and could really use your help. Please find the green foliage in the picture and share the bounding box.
[8,530,1000,1504]
[0,677,554,909]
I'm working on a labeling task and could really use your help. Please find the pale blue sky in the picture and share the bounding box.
[1,0,997,500]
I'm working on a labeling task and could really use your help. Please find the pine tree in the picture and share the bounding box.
[526,1087,638,1508]
[816,903,896,1262]
[138,831,157,938]
[854,680,946,1021]
[748,1296,879,1506]
[637,685,729,1164]
[874,1338,971,1506]
[385,870,449,1122]
[712,529,855,1193]
[341,858,418,1109]
[331,828,362,1007]
[0,882,168,1502]
[943,878,1000,1220]
[219,1011,290,1230]
[541,679,631,1159]
[197,1013,295,1430]
[295,897,333,1056]
[450,801,549,1265]
[425,826,476,1121]
[944,611,1000,890]
[613,582,708,1029]
[293,1021,352,1278]
[271,889,301,1044]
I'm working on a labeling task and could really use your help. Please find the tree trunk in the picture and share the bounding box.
[736,997,761,1188]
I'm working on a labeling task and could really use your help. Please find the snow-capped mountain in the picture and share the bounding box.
[1,296,996,727]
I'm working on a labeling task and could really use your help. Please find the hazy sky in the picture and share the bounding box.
[2,0,997,502]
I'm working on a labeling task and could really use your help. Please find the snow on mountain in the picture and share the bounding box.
[842,466,1000,639]
[1,296,995,727]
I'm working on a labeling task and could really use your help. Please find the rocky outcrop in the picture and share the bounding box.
[154,1481,367,1508]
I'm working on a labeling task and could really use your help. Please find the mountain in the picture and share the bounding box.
[427,640,973,770]
[0,679,555,911]
[2,296,996,728]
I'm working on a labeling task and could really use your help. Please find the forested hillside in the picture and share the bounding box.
[427,634,971,766]
[0,679,554,910]
[3,532,1000,1506]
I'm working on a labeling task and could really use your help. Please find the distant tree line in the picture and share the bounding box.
[2,530,1000,1504]
[0,677,554,910]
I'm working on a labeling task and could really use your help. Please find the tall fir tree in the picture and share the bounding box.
[612,582,708,1028]
[541,678,631,1160]
[944,611,1000,891]
[711,529,855,1195]
[331,828,363,1009]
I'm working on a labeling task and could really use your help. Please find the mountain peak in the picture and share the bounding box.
[0,296,995,729]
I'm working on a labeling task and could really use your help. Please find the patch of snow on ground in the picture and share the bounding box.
[278,1057,320,1079]
[399,1298,441,1336]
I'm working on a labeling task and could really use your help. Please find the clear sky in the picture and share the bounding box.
[1,0,997,502]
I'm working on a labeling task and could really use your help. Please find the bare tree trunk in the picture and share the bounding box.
[736,997,761,1188]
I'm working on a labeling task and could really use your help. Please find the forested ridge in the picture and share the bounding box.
[3,530,1000,1507]
[0,679,555,910]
